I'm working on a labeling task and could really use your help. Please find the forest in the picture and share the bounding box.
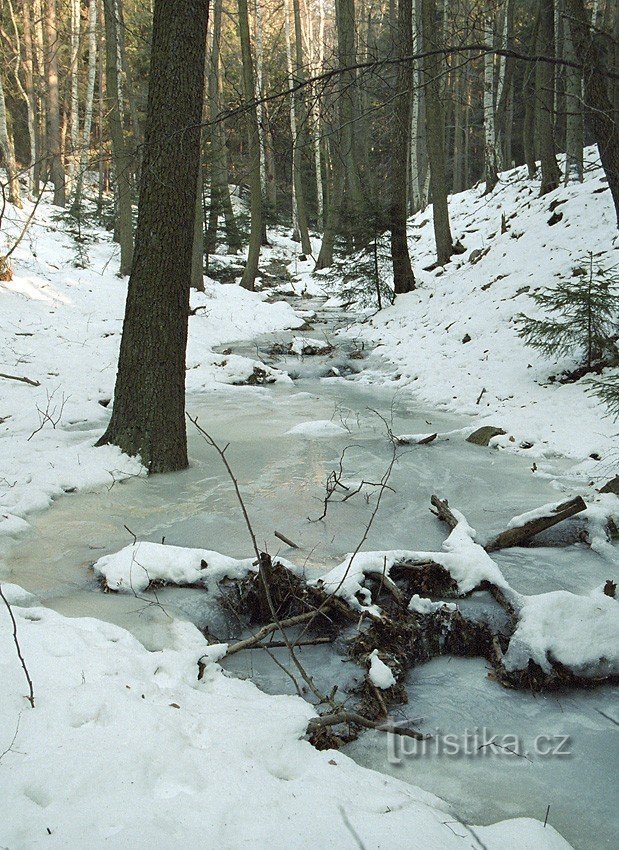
[0,1,618,849]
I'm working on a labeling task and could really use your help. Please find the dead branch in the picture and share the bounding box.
[0,584,35,707]
[274,530,300,549]
[307,711,429,740]
[430,495,460,530]
[486,496,588,551]
[0,372,41,387]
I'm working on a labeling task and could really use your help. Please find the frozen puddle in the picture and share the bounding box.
[1,298,617,850]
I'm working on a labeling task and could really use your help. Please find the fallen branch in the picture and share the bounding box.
[430,495,459,530]
[0,371,40,387]
[307,711,429,740]
[486,496,588,551]
[274,530,300,549]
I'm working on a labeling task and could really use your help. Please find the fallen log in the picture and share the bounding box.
[485,496,587,551]
[431,494,588,552]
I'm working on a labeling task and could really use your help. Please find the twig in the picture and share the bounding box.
[307,711,429,740]
[0,584,35,707]
[274,530,300,549]
[0,371,40,387]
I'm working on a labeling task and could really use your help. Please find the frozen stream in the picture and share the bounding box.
[1,296,617,850]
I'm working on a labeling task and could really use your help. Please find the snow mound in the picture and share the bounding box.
[368,649,397,689]
[504,587,619,678]
[93,541,258,593]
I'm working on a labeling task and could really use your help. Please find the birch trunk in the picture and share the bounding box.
[73,0,99,211]
[483,6,499,193]
[46,0,66,206]
[68,0,81,193]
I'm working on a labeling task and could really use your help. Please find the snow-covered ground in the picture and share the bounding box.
[301,149,618,472]
[2,157,617,849]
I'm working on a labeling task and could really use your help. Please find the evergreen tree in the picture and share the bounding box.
[516,255,619,370]
[587,376,619,421]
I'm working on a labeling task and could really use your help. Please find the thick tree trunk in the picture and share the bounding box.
[103,0,134,275]
[421,0,455,265]
[46,0,66,206]
[390,0,415,294]
[238,0,263,290]
[565,0,619,226]
[536,0,561,195]
[98,0,209,474]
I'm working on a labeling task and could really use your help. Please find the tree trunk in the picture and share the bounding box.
[206,0,241,254]
[291,0,312,254]
[0,72,21,207]
[483,5,499,193]
[46,0,65,206]
[98,0,209,474]
[536,0,561,195]
[103,0,134,275]
[390,0,415,294]
[564,0,619,226]
[421,0,455,265]
[563,14,584,183]
[72,0,99,212]
[67,0,81,193]
[238,0,263,290]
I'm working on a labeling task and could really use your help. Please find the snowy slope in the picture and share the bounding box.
[0,194,303,541]
[336,148,618,469]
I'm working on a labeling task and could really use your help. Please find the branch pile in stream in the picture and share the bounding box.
[94,493,618,751]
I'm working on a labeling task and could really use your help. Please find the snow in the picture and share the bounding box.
[0,194,303,543]
[286,419,348,437]
[408,594,457,614]
[368,649,397,689]
[504,587,619,678]
[0,593,572,849]
[2,158,616,848]
[93,541,258,593]
[334,148,618,469]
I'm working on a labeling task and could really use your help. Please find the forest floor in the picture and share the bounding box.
[1,155,618,850]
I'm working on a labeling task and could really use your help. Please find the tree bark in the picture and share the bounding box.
[238,0,263,289]
[563,13,584,183]
[564,0,619,226]
[0,71,21,207]
[483,4,499,193]
[536,0,561,195]
[98,0,209,473]
[421,0,455,265]
[103,0,134,275]
[390,0,415,294]
[72,0,99,212]
[206,0,241,254]
[46,0,65,206]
